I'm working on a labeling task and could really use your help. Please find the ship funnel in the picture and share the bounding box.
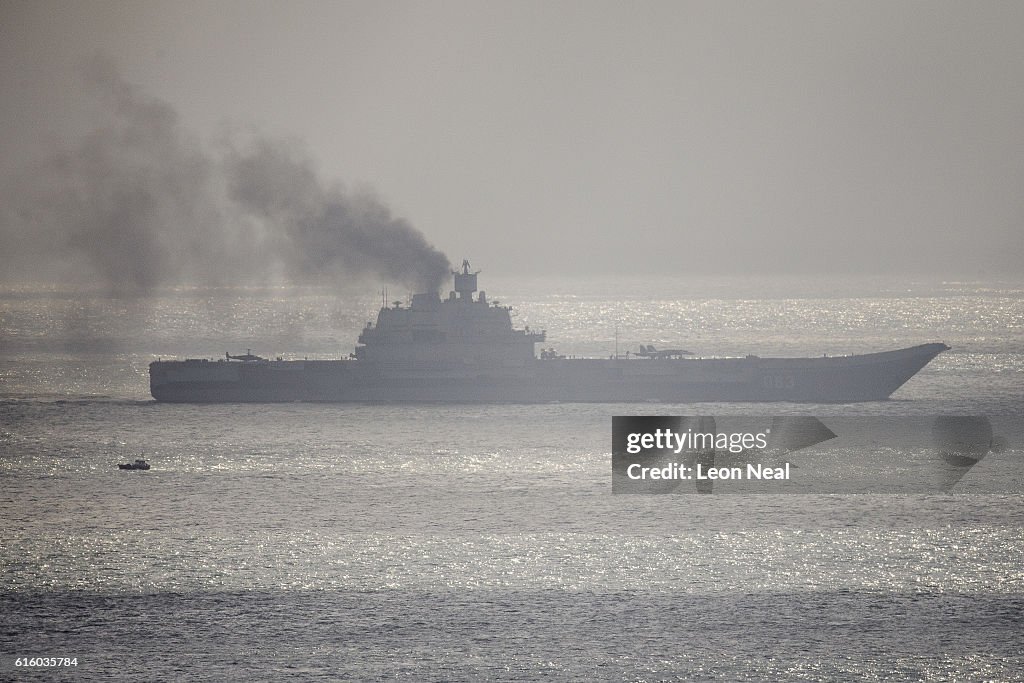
[411,292,440,309]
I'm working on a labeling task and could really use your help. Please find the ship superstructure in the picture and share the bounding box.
[354,261,544,365]
[149,262,948,403]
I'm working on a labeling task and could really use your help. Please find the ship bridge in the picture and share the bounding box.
[355,261,545,364]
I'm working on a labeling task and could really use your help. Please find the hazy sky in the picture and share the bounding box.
[2,0,1023,284]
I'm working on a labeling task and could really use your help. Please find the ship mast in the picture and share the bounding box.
[453,259,480,301]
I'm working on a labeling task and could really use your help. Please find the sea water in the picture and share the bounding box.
[1,275,1022,680]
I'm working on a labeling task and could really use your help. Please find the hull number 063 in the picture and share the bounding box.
[763,375,795,389]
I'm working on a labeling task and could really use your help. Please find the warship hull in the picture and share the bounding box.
[149,343,949,404]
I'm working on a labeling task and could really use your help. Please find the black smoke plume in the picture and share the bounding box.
[0,58,450,295]
[226,139,450,294]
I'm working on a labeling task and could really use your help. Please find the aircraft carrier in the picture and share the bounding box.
[149,262,949,403]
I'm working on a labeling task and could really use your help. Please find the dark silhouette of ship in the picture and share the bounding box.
[118,458,150,470]
[149,261,949,403]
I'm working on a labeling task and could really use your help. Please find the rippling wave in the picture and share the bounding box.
[2,276,1022,679]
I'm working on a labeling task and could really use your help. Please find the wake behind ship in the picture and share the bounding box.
[149,263,949,403]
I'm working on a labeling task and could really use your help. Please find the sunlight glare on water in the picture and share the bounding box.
[2,275,1023,680]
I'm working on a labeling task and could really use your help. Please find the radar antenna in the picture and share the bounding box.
[453,259,480,300]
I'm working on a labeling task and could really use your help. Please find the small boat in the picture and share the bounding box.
[118,458,151,470]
